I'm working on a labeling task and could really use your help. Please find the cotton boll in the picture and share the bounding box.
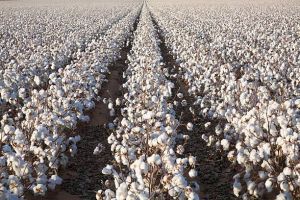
[276,192,292,200]
[188,169,197,178]
[177,93,184,99]
[115,98,121,106]
[221,139,230,150]
[33,184,47,196]
[188,156,196,166]
[109,109,115,117]
[116,182,128,200]
[108,102,113,110]
[172,174,187,188]
[102,165,113,175]
[186,122,193,131]
[280,182,289,192]
[233,180,242,197]
[283,167,292,176]
[204,122,211,128]
[176,145,184,155]
[187,192,199,200]
[181,100,187,107]
[34,76,41,86]
[96,190,103,200]
[265,178,273,192]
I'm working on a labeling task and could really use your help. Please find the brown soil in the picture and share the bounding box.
[151,14,237,200]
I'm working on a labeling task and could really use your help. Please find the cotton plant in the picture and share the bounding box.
[98,5,199,200]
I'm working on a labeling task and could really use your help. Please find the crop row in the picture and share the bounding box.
[98,4,199,200]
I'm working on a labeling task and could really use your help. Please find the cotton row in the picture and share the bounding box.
[98,5,199,200]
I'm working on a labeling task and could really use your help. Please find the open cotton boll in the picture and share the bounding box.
[33,184,47,196]
[187,192,199,200]
[188,156,196,166]
[233,179,242,197]
[102,165,113,175]
[186,122,193,131]
[188,169,197,178]
[108,102,113,110]
[283,167,292,176]
[177,93,184,99]
[96,190,103,200]
[116,182,128,200]
[147,154,161,165]
[34,76,41,86]
[172,174,188,188]
[221,139,230,150]
[115,98,121,106]
[176,145,185,155]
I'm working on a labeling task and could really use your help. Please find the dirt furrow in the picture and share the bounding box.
[151,15,237,200]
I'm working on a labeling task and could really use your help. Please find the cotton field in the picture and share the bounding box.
[0,0,299,199]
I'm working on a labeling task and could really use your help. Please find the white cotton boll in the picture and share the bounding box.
[157,132,168,144]
[172,174,187,188]
[168,188,177,197]
[187,122,193,131]
[176,145,184,155]
[258,171,267,180]
[276,192,292,200]
[108,102,113,110]
[188,169,197,178]
[189,156,196,166]
[4,125,15,134]
[116,182,128,200]
[165,126,173,134]
[18,88,27,99]
[204,122,211,128]
[283,167,292,176]
[201,134,208,142]
[104,189,115,199]
[140,162,148,173]
[265,178,273,192]
[109,109,115,117]
[96,190,103,200]
[174,100,179,106]
[147,154,161,165]
[50,175,62,185]
[151,96,158,103]
[177,93,184,99]
[188,192,199,200]
[33,184,47,196]
[181,100,187,107]
[277,173,286,182]
[280,182,289,192]
[143,111,154,120]
[102,165,113,175]
[34,76,41,86]
[115,98,121,106]
[221,139,230,150]
[247,181,256,195]
[233,180,242,197]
